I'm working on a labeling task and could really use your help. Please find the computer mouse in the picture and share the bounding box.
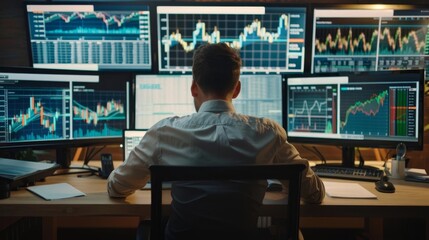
[375,180,395,193]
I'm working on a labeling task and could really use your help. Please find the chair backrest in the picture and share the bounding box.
[149,163,306,240]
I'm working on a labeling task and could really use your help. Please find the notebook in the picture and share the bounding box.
[27,183,86,200]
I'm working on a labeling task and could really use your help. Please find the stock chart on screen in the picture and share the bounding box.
[286,74,420,142]
[26,4,152,71]
[72,83,127,139]
[312,8,429,79]
[4,82,70,142]
[157,6,306,73]
[0,69,129,146]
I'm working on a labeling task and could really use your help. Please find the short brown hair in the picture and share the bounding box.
[192,43,242,97]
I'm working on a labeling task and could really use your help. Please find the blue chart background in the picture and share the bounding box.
[340,84,389,136]
[43,11,141,40]
[28,9,152,68]
[8,88,65,142]
[72,90,126,139]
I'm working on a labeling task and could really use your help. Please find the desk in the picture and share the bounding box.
[1,173,429,240]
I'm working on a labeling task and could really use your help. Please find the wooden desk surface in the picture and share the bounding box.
[0,174,150,218]
[1,172,429,219]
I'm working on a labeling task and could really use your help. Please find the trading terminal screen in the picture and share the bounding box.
[284,71,423,148]
[26,4,152,71]
[312,8,429,80]
[0,69,129,148]
[157,5,306,74]
[135,74,283,129]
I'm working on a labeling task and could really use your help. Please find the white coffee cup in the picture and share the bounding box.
[391,159,406,179]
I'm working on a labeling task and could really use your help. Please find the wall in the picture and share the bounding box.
[0,0,428,170]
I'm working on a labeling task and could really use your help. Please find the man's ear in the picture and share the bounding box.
[191,81,198,97]
[232,81,241,99]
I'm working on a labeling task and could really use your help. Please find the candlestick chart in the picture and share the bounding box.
[158,7,306,73]
[72,90,126,139]
[27,6,152,70]
[5,88,68,142]
[314,27,378,56]
[378,26,427,55]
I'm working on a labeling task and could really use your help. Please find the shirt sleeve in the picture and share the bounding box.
[107,128,158,198]
[273,132,325,204]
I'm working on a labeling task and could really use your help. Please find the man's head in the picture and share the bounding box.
[191,43,242,110]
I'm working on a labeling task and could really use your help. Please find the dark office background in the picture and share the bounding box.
[1,0,428,169]
[0,1,428,240]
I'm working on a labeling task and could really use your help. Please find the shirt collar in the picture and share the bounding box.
[198,100,236,113]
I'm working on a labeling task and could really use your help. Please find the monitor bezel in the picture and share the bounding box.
[0,66,130,151]
[23,1,156,73]
[282,69,425,151]
[154,1,309,74]
[309,3,429,77]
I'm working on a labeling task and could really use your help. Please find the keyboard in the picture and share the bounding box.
[312,164,383,182]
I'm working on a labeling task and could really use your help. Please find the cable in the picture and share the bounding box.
[82,145,106,166]
[301,145,326,164]
[312,146,326,164]
[53,165,99,176]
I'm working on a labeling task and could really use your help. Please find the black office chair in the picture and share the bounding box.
[149,163,306,240]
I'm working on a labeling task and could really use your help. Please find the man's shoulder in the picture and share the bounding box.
[239,114,282,127]
[150,114,194,129]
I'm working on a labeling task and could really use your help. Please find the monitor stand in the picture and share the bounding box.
[55,147,72,168]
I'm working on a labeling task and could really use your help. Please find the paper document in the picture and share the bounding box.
[27,183,86,200]
[405,168,429,183]
[324,181,377,199]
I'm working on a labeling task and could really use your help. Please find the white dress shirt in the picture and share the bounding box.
[108,100,325,237]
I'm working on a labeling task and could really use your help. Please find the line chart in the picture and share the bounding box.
[379,27,427,55]
[340,85,390,136]
[287,84,336,133]
[157,6,306,73]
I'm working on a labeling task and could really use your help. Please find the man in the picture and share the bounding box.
[108,43,325,239]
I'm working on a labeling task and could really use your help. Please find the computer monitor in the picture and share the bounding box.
[283,70,424,168]
[156,4,306,74]
[134,74,283,129]
[0,67,130,151]
[311,5,429,80]
[122,129,147,162]
[72,76,129,140]
[25,3,152,71]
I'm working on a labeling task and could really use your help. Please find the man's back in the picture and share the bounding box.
[107,43,325,240]
[153,100,284,166]
[152,100,283,237]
